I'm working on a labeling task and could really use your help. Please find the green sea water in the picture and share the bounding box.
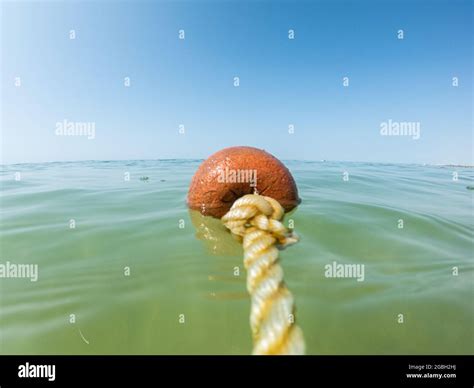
[0,160,473,355]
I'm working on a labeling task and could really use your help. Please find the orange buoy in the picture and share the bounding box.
[187,146,300,218]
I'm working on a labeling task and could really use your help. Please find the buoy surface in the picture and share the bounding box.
[187,146,300,218]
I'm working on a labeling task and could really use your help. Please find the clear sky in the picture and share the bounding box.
[1,0,472,165]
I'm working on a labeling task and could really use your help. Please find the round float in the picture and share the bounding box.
[187,146,300,218]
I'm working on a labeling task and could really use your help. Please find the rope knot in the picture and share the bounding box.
[222,194,299,247]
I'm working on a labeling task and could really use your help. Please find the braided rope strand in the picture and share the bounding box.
[222,194,305,355]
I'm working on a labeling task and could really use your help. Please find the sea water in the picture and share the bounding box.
[0,160,472,354]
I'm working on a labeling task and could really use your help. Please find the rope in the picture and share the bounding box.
[222,194,305,355]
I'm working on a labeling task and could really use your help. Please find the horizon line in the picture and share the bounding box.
[1,157,473,168]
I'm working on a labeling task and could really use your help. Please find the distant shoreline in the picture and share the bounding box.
[437,164,474,168]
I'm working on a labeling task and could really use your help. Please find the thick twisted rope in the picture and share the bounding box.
[222,194,305,355]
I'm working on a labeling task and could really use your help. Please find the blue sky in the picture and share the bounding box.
[1,0,472,164]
